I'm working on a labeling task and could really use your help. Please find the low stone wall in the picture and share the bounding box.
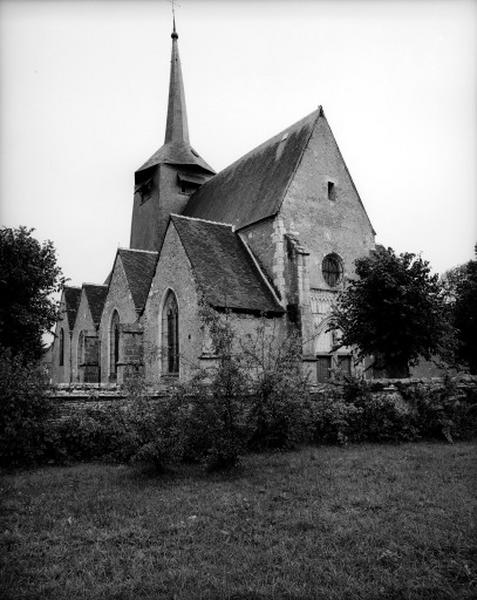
[49,375,477,415]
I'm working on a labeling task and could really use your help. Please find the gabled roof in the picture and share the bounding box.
[83,284,108,327]
[171,215,283,315]
[63,286,81,330]
[183,109,321,229]
[117,249,158,314]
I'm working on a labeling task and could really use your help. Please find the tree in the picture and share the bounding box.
[330,246,447,378]
[447,260,477,374]
[0,227,64,361]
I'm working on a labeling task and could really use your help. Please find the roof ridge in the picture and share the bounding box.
[119,247,158,255]
[82,282,108,288]
[171,213,234,228]
[64,285,81,290]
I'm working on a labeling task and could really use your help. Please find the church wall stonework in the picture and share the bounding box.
[71,292,96,383]
[280,115,375,291]
[51,295,73,384]
[99,258,138,383]
[142,221,203,382]
[280,114,375,359]
[130,165,198,252]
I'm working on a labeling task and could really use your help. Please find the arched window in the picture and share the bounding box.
[322,253,343,287]
[59,328,65,366]
[78,331,85,369]
[162,290,179,375]
[109,311,120,380]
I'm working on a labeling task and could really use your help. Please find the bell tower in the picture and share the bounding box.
[130,17,215,251]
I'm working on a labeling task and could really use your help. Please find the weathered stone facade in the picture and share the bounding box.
[99,256,139,384]
[142,221,203,381]
[51,287,81,384]
[71,289,99,383]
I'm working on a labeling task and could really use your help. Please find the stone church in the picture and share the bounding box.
[51,21,375,386]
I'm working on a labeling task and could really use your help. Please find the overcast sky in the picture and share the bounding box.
[1,0,476,288]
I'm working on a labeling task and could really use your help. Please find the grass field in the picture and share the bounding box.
[1,442,476,600]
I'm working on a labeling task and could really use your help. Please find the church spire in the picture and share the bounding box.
[164,16,189,144]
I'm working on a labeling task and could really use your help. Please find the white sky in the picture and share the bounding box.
[1,0,476,287]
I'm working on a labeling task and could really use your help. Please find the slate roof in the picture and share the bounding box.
[183,109,321,230]
[63,286,81,330]
[117,249,158,313]
[135,142,215,184]
[171,215,283,314]
[83,284,108,327]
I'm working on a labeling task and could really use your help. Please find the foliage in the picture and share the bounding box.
[241,323,313,450]
[451,260,477,374]
[0,349,54,467]
[46,404,138,465]
[310,393,362,445]
[0,226,64,361]
[181,305,251,470]
[310,376,477,446]
[398,378,477,443]
[330,246,448,377]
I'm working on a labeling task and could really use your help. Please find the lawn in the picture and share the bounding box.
[1,442,476,600]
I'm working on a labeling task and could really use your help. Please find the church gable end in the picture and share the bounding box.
[280,109,375,290]
[51,286,81,384]
[98,253,141,383]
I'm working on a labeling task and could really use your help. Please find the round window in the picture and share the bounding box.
[322,253,343,287]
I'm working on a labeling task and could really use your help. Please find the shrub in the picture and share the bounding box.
[46,403,138,464]
[243,327,313,451]
[0,350,54,467]
[310,393,362,445]
[126,395,183,472]
[399,379,477,442]
[173,367,250,471]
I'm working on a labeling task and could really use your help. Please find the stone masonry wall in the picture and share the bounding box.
[142,221,203,382]
[71,291,96,383]
[50,293,73,384]
[280,115,375,291]
[99,256,138,383]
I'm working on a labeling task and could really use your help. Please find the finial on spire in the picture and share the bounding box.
[171,0,178,39]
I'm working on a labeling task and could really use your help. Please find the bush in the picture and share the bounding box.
[126,395,183,471]
[173,366,250,471]
[242,328,313,451]
[46,403,138,464]
[398,379,477,442]
[0,350,54,467]
[310,393,362,445]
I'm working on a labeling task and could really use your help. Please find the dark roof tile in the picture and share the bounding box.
[183,110,320,229]
[83,284,108,326]
[63,286,81,330]
[118,249,158,313]
[171,215,283,314]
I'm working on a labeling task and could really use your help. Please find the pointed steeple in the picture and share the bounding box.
[134,17,214,183]
[164,18,189,144]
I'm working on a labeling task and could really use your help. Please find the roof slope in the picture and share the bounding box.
[183,109,320,229]
[83,284,108,326]
[63,286,81,330]
[118,249,158,313]
[171,215,283,314]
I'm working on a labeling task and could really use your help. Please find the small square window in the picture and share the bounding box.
[327,181,336,201]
